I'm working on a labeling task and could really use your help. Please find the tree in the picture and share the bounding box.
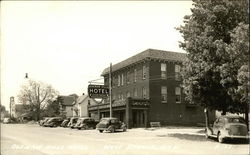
[18,79,58,121]
[219,23,249,128]
[0,104,6,112]
[0,104,9,118]
[176,0,249,126]
[43,98,61,117]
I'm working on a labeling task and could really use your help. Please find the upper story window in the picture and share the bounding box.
[142,87,146,99]
[175,87,181,104]
[126,91,131,98]
[133,88,138,97]
[142,65,146,79]
[104,77,109,85]
[126,71,130,84]
[121,74,124,86]
[118,75,121,86]
[175,64,181,81]
[121,93,124,100]
[118,93,121,100]
[134,69,137,82]
[112,76,116,88]
[161,86,167,103]
[161,63,167,79]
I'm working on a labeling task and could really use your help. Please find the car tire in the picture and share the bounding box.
[85,125,89,130]
[123,126,127,132]
[109,126,115,133]
[99,130,103,133]
[205,128,209,139]
[217,132,224,143]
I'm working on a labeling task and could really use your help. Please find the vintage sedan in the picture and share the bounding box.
[61,118,70,127]
[96,117,127,133]
[205,115,249,143]
[39,117,50,126]
[43,117,64,127]
[67,117,79,128]
[73,117,97,130]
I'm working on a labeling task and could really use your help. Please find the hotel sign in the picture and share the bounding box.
[88,85,109,98]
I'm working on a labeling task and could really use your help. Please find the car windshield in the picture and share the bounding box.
[77,119,85,123]
[100,119,109,124]
[227,118,246,124]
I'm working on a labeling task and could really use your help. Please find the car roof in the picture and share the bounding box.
[101,117,118,120]
[218,115,243,119]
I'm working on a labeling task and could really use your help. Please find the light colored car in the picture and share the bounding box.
[3,118,11,124]
[206,115,249,143]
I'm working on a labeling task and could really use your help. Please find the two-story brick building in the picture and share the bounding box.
[88,49,215,128]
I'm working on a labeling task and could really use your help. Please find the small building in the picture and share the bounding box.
[59,94,78,117]
[73,94,98,119]
[88,48,215,128]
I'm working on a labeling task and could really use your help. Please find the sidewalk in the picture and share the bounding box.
[130,127,205,136]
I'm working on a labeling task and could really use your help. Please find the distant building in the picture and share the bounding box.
[88,49,215,128]
[59,94,78,117]
[73,94,98,119]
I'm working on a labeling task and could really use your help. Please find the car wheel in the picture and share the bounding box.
[109,127,115,133]
[217,132,224,143]
[85,125,89,130]
[99,130,103,133]
[205,128,209,139]
[123,126,127,132]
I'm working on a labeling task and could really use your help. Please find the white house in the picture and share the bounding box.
[59,94,78,117]
[73,94,98,118]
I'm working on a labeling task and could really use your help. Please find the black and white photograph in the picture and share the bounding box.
[1,0,249,155]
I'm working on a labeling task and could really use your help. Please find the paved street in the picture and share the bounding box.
[1,123,249,155]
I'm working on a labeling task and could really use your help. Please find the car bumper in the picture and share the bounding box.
[223,135,249,139]
[96,127,107,131]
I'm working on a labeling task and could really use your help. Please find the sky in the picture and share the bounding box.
[1,1,193,110]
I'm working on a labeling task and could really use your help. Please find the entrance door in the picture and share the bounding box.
[132,110,145,127]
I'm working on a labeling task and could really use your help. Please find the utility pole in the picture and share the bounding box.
[9,97,12,118]
[109,63,112,118]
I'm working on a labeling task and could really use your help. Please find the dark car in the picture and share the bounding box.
[73,117,98,130]
[205,115,249,143]
[67,117,79,128]
[61,118,70,127]
[43,117,63,127]
[96,117,127,133]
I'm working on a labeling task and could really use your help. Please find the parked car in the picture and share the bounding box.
[73,117,98,130]
[3,118,11,124]
[61,118,70,127]
[43,117,63,127]
[39,117,50,126]
[67,117,79,128]
[205,115,249,143]
[96,117,127,133]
